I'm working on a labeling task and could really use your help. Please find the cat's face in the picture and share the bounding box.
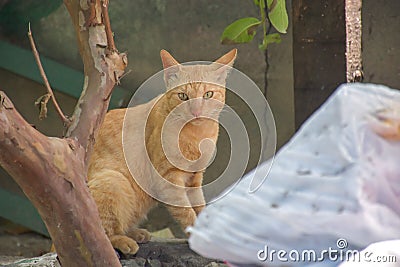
[160,49,237,124]
[163,72,227,125]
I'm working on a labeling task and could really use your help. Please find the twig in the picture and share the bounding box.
[118,68,132,81]
[27,23,71,127]
[101,0,117,53]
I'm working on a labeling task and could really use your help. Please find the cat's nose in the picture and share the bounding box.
[191,109,201,118]
[190,99,203,117]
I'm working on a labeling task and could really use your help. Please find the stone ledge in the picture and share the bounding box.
[2,239,227,267]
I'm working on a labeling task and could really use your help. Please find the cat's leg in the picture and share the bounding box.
[159,171,197,231]
[126,228,151,244]
[88,170,139,254]
[186,172,206,215]
[165,204,197,232]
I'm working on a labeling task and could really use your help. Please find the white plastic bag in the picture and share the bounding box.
[188,83,400,266]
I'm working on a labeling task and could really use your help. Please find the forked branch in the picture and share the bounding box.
[0,0,128,266]
[64,0,127,163]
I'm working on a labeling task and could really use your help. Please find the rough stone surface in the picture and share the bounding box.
[2,239,227,267]
[2,253,60,267]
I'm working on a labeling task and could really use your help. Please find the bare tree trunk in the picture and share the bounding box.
[345,0,363,82]
[0,0,127,266]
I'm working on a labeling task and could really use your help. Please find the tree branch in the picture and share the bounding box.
[28,24,71,127]
[101,0,117,53]
[63,0,127,164]
[0,92,121,267]
[0,0,129,266]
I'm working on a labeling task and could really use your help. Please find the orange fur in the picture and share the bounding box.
[88,49,237,254]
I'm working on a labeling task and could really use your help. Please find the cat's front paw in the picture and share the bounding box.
[127,228,151,243]
[182,208,197,230]
[193,204,205,215]
[110,235,139,255]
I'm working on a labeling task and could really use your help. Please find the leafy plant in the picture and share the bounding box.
[221,0,289,51]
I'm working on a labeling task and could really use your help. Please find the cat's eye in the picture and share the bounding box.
[178,92,189,101]
[203,91,214,99]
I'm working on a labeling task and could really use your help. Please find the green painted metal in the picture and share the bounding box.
[0,41,129,108]
[0,187,48,236]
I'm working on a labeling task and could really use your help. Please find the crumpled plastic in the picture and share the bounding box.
[188,83,400,267]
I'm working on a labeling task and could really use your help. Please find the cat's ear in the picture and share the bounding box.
[215,49,237,67]
[212,49,237,84]
[160,50,181,87]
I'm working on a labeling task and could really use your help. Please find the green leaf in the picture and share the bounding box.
[258,33,281,50]
[221,17,261,45]
[266,0,274,9]
[268,0,288,33]
[253,0,260,6]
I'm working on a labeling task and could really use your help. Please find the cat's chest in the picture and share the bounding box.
[175,130,217,172]
[147,120,219,172]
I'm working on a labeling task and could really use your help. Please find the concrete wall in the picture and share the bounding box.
[363,0,400,88]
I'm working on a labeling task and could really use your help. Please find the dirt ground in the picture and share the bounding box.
[0,219,50,257]
[0,218,51,265]
[0,205,183,260]
[0,216,226,267]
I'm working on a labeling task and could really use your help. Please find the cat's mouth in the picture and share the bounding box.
[190,118,206,125]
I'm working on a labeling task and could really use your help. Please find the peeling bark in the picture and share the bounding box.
[64,0,126,164]
[0,0,128,266]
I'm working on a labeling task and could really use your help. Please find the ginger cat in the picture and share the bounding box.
[88,49,237,254]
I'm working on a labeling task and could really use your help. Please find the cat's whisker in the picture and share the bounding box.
[166,114,192,126]
[207,109,224,117]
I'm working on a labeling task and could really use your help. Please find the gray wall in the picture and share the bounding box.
[363,0,400,88]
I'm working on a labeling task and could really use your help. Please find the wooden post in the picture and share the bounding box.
[345,0,363,82]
